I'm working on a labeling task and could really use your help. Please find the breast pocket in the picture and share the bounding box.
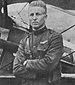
[37,41,49,52]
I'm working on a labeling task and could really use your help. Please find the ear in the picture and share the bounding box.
[45,14,47,18]
[44,14,47,20]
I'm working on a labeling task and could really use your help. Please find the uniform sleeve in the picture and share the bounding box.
[13,35,36,79]
[13,37,27,76]
[25,34,63,73]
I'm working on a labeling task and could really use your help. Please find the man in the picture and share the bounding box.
[13,0,63,85]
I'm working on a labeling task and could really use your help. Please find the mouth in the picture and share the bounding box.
[32,22,38,25]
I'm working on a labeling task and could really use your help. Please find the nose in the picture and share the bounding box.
[33,14,37,20]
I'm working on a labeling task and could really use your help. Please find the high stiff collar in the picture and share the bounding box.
[32,26,47,35]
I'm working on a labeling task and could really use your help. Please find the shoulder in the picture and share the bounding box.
[47,29,63,43]
[20,32,30,44]
[48,29,62,38]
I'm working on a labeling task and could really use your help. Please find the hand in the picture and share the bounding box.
[23,60,31,68]
[23,60,28,66]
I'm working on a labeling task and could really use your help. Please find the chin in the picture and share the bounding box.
[33,28,39,30]
[32,25,39,29]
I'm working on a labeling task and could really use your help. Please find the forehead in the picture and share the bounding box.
[28,6,45,14]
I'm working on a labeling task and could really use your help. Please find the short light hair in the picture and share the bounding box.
[29,0,47,14]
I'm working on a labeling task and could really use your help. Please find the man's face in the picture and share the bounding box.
[28,6,47,30]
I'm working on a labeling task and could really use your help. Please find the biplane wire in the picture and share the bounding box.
[16,10,28,25]
[18,3,28,14]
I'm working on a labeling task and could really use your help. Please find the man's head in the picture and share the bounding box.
[28,0,47,30]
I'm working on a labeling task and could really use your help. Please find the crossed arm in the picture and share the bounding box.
[13,34,63,78]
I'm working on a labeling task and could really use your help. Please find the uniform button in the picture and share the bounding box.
[39,56,40,59]
[33,46,36,47]
[30,55,32,58]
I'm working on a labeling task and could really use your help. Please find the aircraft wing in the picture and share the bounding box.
[0,0,75,10]
[63,39,75,51]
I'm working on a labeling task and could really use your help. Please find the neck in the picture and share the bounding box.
[32,24,46,31]
[32,25,47,35]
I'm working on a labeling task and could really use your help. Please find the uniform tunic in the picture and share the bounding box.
[13,26,63,85]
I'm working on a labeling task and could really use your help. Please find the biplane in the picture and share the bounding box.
[0,0,75,85]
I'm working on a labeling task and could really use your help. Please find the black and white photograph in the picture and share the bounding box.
[0,0,75,85]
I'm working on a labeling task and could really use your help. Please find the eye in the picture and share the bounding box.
[30,13,34,16]
[36,13,41,16]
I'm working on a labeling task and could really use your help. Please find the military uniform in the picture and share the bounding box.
[13,26,63,85]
